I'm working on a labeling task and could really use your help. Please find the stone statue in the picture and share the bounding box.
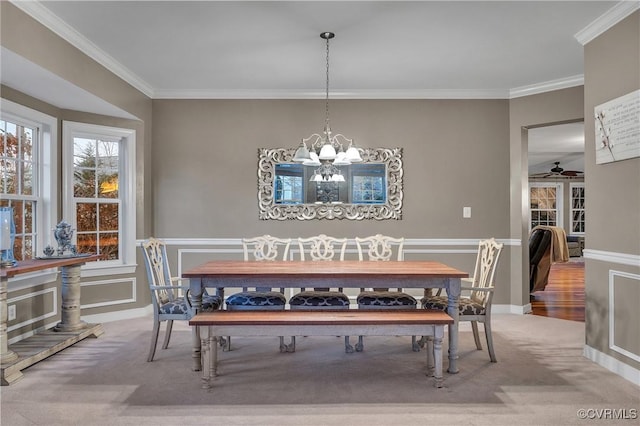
[53,221,76,256]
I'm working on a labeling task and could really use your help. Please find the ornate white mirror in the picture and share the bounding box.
[258,147,403,220]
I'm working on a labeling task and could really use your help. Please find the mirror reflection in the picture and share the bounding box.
[258,147,403,220]
[274,163,386,205]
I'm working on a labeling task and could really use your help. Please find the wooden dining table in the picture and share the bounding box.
[182,260,468,374]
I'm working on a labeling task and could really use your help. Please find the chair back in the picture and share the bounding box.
[469,238,503,308]
[355,234,404,291]
[297,234,347,261]
[297,234,347,291]
[355,234,404,261]
[242,235,291,292]
[141,238,179,313]
[243,235,291,261]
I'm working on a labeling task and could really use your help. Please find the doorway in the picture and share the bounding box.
[527,122,585,322]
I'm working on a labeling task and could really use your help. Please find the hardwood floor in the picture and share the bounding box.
[530,259,585,322]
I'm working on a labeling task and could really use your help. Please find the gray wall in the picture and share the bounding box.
[583,11,640,372]
[151,98,510,239]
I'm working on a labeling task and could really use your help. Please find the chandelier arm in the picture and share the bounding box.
[332,134,354,145]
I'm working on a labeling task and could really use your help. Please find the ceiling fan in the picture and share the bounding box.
[530,162,584,178]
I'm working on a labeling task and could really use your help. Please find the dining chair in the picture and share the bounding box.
[288,234,350,352]
[350,234,418,352]
[141,237,222,362]
[421,237,504,362]
[224,235,292,352]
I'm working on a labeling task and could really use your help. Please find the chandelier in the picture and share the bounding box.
[293,32,362,182]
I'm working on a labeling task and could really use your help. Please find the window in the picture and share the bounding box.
[351,164,386,204]
[63,122,135,274]
[529,183,563,230]
[274,164,303,204]
[0,99,56,262]
[570,183,585,235]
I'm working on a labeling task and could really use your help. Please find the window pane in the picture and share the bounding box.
[99,203,118,231]
[99,232,119,260]
[2,159,17,194]
[77,203,97,232]
[21,127,33,162]
[74,169,96,197]
[21,161,33,195]
[77,233,97,255]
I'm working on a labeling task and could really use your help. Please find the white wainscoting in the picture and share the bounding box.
[7,287,58,344]
[583,248,640,386]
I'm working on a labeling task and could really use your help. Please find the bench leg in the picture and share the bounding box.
[200,327,210,389]
[425,336,434,376]
[211,334,218,380]
[433,326,445,388]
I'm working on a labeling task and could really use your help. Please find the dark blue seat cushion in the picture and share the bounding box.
[421,295,485,316]
[201,293,222,310]
[226,291,286,309]
[357,291,417,308]
[160,293,221,315]
[289,291,350,308]
[158,297,191,315]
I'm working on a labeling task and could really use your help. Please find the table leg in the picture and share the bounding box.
[54,264,89,332]
[0,277,18,365]
[190,278,203,371]
[447,277,461,374]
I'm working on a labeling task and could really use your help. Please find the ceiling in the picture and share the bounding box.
[4,0,625,100]
[2,1,634,174]
[528,122,585,176]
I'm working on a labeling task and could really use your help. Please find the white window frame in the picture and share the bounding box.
[529,182,563,231]
[1,99,57,286]
[62,121,136,276]
[569,182,586,236]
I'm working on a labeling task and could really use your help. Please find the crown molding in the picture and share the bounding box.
[152,88,511,100]
[574,0,640,46]
[10,0,154,98]
[509,75,584,99]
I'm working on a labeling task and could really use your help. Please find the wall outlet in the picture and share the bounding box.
[463,206,472,218]
[8,304,16,321]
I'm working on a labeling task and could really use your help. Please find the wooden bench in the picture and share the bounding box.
[189,310,454,388]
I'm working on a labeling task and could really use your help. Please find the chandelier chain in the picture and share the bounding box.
[325,34,330,130]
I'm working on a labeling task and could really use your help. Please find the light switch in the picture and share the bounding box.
[463,207,471,218]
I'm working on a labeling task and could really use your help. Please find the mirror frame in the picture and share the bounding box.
[258,147,403,220]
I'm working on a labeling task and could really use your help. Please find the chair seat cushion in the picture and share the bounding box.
[159,297,191,315]
[201,293,222,311]
[226,291,286,309]
[357,291,417,308]
[160,293,221,315]
[421,295,486,316]
[289,291,350,308]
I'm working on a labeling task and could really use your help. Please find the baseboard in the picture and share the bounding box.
[493,304,531,315]
[583,344,640,387]
[82,305,153,324]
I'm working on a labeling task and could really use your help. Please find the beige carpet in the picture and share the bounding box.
[1,314,638,426]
